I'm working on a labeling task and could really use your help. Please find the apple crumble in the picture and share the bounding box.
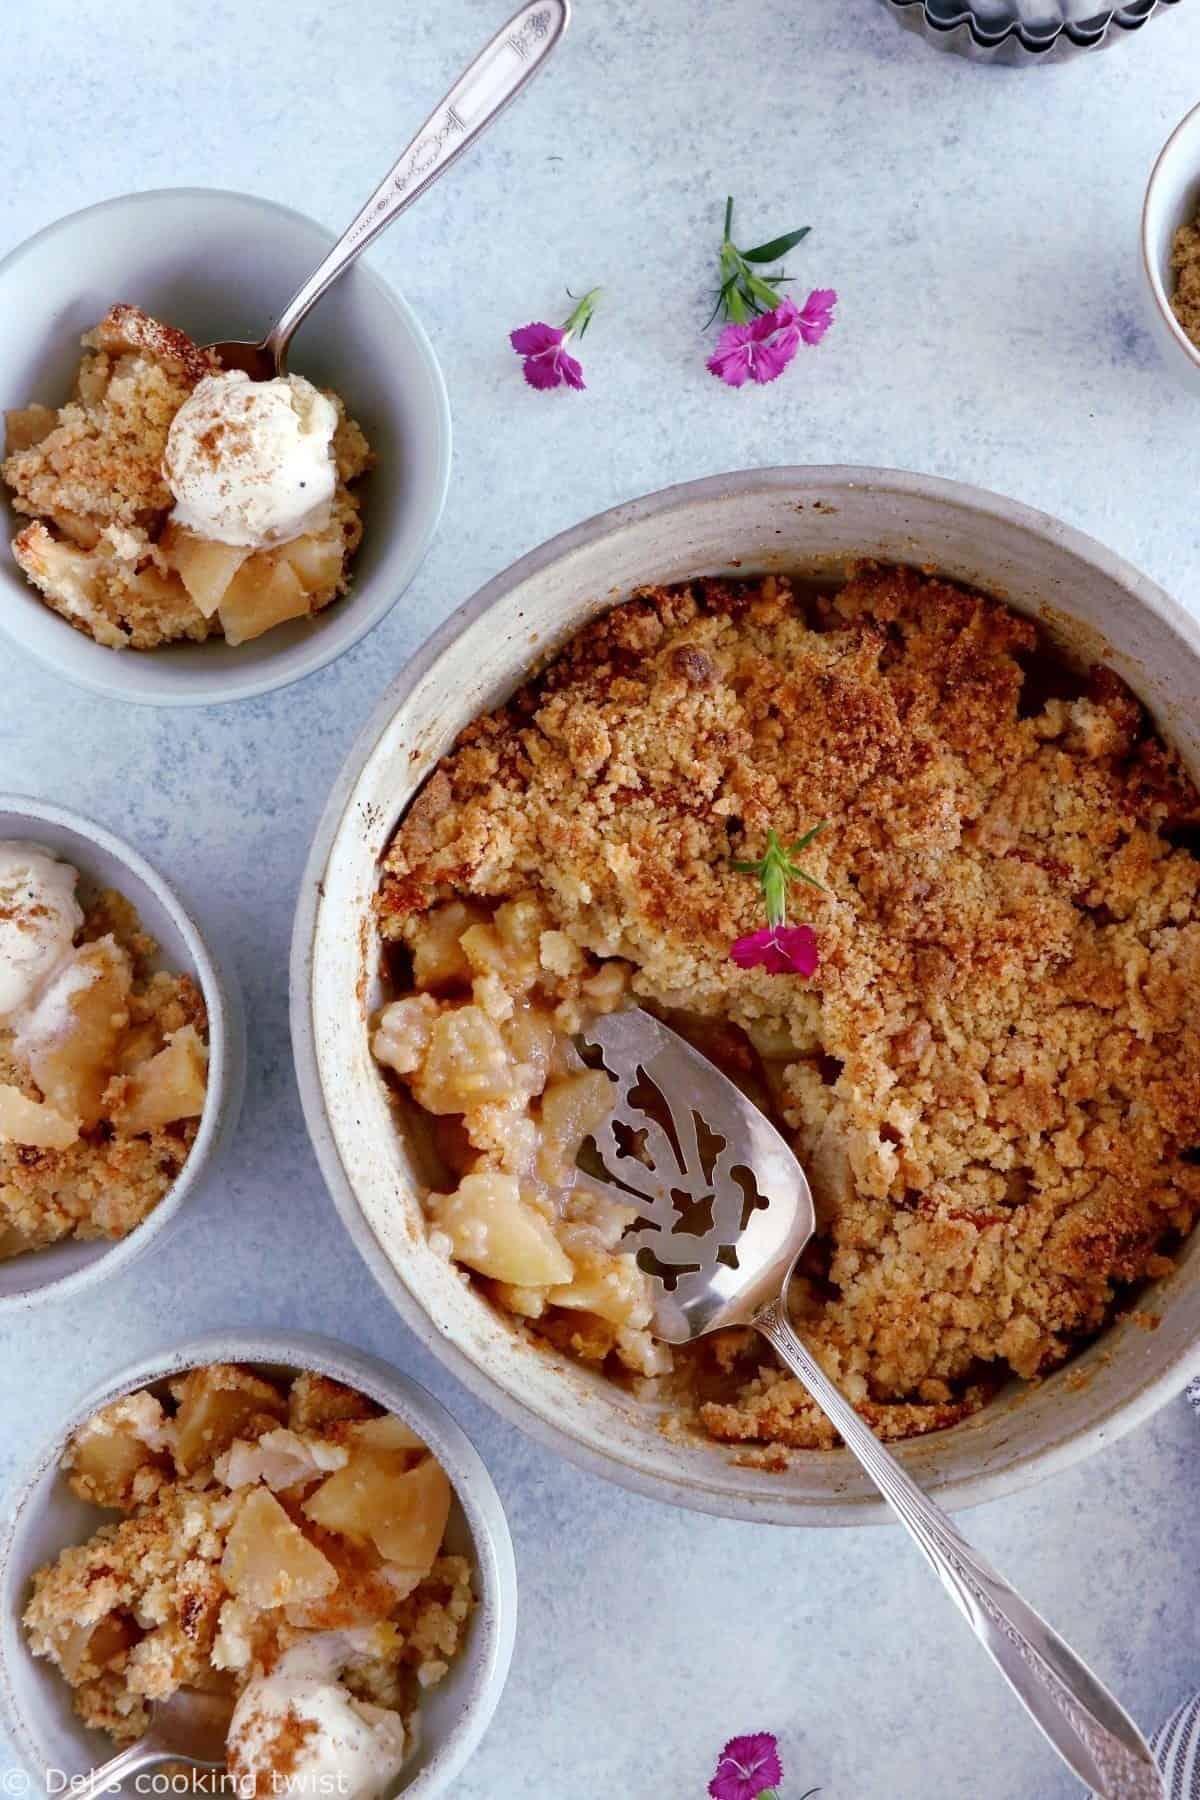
[372,563,1200,1450]
[0,842,208,1258]
[24,1365,472,1795]
[2,304,371,650]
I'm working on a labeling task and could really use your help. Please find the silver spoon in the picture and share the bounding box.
[74,1688,232,1798]
[579,1006,1163,1800]
[207,0,570,377]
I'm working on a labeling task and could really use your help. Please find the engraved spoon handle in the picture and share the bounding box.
[267,0,570,363]
[72,1739,215,1800]
[756,1300,1163,1800]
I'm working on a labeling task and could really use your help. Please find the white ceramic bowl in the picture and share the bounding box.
[1141,100,1200,385]
[0,1332,516,1798]
[292,466,1200,1528]
[0,188,451,706]
[0,795,243,1310]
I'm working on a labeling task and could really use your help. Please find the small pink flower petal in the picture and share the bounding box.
[709,1732,785,1800]
[747,321,800,384]
[750,296,797,339]
[520,351,565,391]
[797,287,837,345]
[509,321,563,356]
[558,347,586,390]
[729,924,818,976]
[707,321,756,387]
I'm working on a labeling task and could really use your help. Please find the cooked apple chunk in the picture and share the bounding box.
[369,1455,451,1573]
[278,529,344,601]
[11,524,119,646]
[431,1171,573,1287]
[346,1414,426,1456]
[221,1487,337,1609]
[110,1025,208,1135]
[218,556,310,647]
[0,1084,78,1149]
[22,939,131,1130]
[65,1393,172,1508]
[303,1427,450,1575]
[538,1070,615,1176]
[414,1007,517,1113]
[173,1365,288,1474]
[70,1429,157,1501]
[410,901,488,993]
[161,523,249,617]
[548,1246,650,1328]
[5,404,58,452]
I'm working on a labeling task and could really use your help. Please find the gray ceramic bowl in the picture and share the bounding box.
[293,465,1200,1527]
[0,795,244,1311]
[0,188,451,706]
[0,1332,516,1798]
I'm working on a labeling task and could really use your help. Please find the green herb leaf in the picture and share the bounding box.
[789,821,826,854]
[742,226,811,263]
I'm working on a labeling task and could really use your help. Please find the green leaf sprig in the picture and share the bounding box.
[732,823,827,928]
[707,196,812,328]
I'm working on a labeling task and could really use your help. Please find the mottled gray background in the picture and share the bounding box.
[2,2,1200,1796]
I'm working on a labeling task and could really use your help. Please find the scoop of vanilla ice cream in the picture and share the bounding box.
[227,1638,407,1800]
[163,370,338,548]
[0,841,83,1020]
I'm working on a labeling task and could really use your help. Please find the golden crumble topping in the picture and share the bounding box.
[374,564,1200,1451]
[25,1365,473,1765]
[2,305,372,651]
[0,885,208,1258]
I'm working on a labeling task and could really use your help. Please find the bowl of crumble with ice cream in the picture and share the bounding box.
[0,1333,515,1798]
[293,466,1200,1528]
[0,794,242,1310]
[0,188,451,706]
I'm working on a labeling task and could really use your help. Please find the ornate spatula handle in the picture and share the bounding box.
[757,1301,1163,1800]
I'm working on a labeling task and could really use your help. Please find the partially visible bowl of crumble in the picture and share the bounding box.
[1141,99,1200,389]
[0,1333,515,1797]
[0,189,451,705]
[0,794,242,1309]
[293,466,1200,1527]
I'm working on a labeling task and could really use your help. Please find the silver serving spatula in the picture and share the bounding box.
[578,1006,1162,1800]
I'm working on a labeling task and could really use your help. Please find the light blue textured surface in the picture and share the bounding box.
[1,2,1199,1796]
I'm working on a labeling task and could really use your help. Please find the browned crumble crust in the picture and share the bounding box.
[24,1366,474,1757]
[376,564,1200,1450]
[1171,213,1200,350]
[0,886,207,1257]
[2,304,372,651]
